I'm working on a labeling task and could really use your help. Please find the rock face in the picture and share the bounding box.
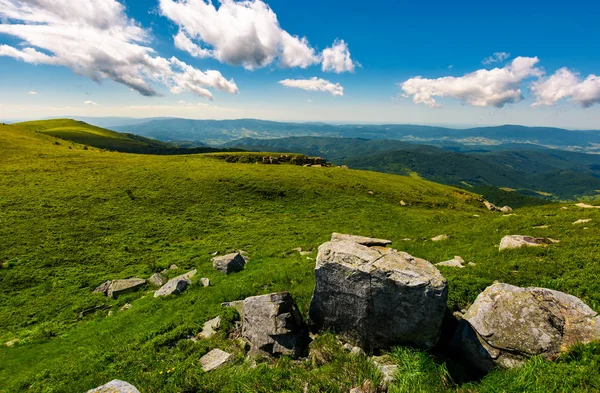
[200,348,233,372]
[457,283,600,372]
[243,292,309,358]
[499,235,558,251]
[309,236,448,350]
[107,278,146,299]
[154,270,197,297]
[212,253,246,274]
[86,380,140,393]
[148,272,167,286]
[331,233,392,247]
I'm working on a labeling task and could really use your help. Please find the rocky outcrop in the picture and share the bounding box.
[331,233,392,247]
[148,272,167,287]
[499,235,558,251]
[456,283,600,372]
[309,236,447,350]
[86,380,140,393]
[154,270,197,297]
[107,278,146,299]
[212,253,246,274]
[243,292,309,358]
[200,348,233,372]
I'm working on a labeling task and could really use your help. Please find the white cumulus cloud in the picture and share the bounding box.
[531,68,600,108]
[401,57,542,108]
[279,77,344,97]
[322,40,355,73]
[84,100,99,106]
[160,0,355,72]
[0,0,238,100]
[483,52,510,65]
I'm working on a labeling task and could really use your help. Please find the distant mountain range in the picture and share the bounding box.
[108,118,600,153]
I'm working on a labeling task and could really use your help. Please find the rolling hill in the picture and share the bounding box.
[1,122,600,392]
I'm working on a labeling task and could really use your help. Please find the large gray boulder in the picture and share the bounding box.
[154,270,197,297]
[212,253,246,274]
[243,292,309,358]
[86,380,140,393]
[457,283,600,372]
[499,235,558,251]
[309,237,447,350]
[107,278,146,299]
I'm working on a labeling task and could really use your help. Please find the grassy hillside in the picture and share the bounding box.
[1,123,600,392]
[14,119,241,155]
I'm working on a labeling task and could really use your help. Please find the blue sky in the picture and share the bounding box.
[1,0,600,128]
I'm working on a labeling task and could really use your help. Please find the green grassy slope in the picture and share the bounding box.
[1,124,599,392]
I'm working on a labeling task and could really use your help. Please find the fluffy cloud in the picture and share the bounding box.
[0,0,238,100]
[28,90,37,95]
[483,52,510,65]
[279,77,344,96]
[531,68,600,108]
[401,57,542,108]
[84,100,99,106]
[160,0,355,72]
[322,40,355,73]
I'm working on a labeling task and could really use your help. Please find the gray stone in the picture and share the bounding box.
[119,303,132,312]
[154,270,197,297]
[107,278,146,299]
[200,348,233,372]
[212,253,246,274]
[243,292,309,358]
[457,283,600,372]
[86,380,140,393]
[372,356,398,387]
[148,272,167,287]
[197,316,221,340]
[499,235,559,251]
[500,206,513,213]
[309,238,447,350]
[201,277,210,287]
[169,264,179,270]
[436,256,465,268]
[92,280,111,295]
[331,233,392,247]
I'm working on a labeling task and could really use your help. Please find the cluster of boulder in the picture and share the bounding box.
[86,232,600,392]
[483,200,512,213]
[261,154,329,167]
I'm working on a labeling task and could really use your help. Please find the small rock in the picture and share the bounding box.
[436,256,465,268]
[201,277,210,287]
[500,206,513,213]
[154,270,197,297]
[5,339,19,347]
[211,251,219,256]
[107,278,146,299]
[148,272,167,287]
[484,200,500,212]
[119,303,132,312]
[342,343,353,351]
[107,311,114,317]
[200,349,233,372]
[473,214,480,217]
[400,200,407,206]
[561,206,569,210]
[431,234,449,241]
[196,316,221,340]
[212,253,246,274]
[573,219,592,225]
[372,357,398,387]
[331,233,392,247]
[350,346,365,357]
[86,380,140,393]
[499,235,559,251]
[92,280,111,295]
[467,262,477,267]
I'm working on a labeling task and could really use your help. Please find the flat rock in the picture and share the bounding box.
[436,256,465,268]
[575,203,600,209]
[212,253,246,274]
[86,380,140,393]
[456,283,600,372]
[499,235,558,251]
[573,219,592,225]
[92,280,111,295]
[107,278,146,299]
[197,316,221,340]
[154,270,197,297]
[309,238,447,350]
[243,292,309,358]
[148,272,167,287]
[200,348,233,372]
[431,234,449,241]
[331,233,392,247]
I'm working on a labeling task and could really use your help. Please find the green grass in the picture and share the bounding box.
[1,122,599,392]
